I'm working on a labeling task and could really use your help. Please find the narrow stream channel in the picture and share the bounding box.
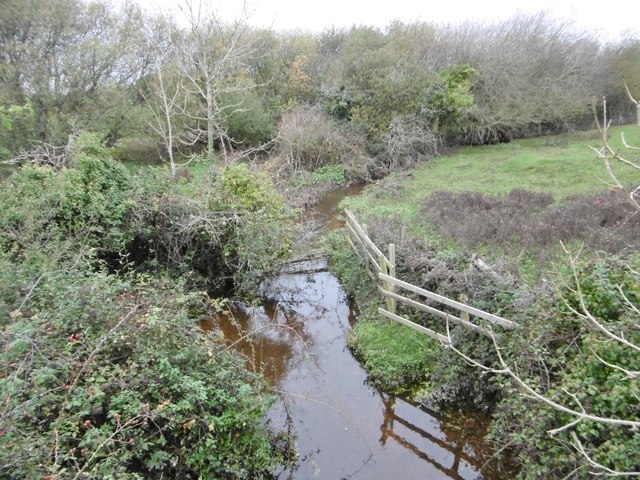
[202,185,505,479]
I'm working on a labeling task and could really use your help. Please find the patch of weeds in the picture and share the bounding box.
[421,188,640,265]
[311,165,347,185]
[347,313,440,392]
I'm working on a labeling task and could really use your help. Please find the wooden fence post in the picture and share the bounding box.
[380,254,390,313]
[459,294,470,323]
[388,244,396,314]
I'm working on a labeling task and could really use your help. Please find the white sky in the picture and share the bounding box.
[129,0,639,41]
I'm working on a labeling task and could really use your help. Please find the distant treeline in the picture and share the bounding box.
[2,0,639,165]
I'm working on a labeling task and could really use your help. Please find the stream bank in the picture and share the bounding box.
[204,186,507,479]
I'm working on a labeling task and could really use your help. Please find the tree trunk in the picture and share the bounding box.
[206,80,215,161]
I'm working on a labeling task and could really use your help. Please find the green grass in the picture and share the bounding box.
[339,124,640,287]
[347,313,440,392]
[120,154,218,199]
[346,125,640,220]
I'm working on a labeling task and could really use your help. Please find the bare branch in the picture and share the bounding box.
[572,432,640,477]
[621,133,640,153]
[444,317,640,429]
[3,141,73,169]
[623,79,638,105]
[592,350,640,380]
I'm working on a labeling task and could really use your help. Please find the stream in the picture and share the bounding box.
[202,185,505,479]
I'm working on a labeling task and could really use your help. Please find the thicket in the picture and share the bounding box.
[332,197,640,477]
[0,135,296,478]
[421,188,640,264]
[491,254,640,478]
[2,1,639,177]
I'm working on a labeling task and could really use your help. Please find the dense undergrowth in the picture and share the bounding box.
[0,134,296,479]
[328,126,640,478]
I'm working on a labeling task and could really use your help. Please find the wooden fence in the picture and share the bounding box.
[343,208,517,346]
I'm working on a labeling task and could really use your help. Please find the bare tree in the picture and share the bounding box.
[146,55,183,177]
[171,0,261,162]
[623,79,640,127]
[142,16,187,178]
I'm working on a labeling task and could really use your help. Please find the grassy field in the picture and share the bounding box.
[346,125,640,221]
[334,126,640,478]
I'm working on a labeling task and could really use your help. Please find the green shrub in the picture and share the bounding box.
[210,163,289,217]
[490,254,640,478]
[0,265,289,479]
[0,102,34,158]
[311,165,347,185]
[0,133,136,254]
[0,136,297,479]
[209,163,294,291]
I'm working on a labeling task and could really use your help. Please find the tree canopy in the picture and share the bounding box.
[1,2,638,163]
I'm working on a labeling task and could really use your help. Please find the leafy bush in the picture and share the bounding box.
[0,133,136,255]
[311,165,347,185]
[0,102,34,158]
[0,264,289,479]
[210,163,289,217]
[419,64,476,138]
[0,151,296,478]
[209,163,295,291]
[490,254,640,478]
[1,146,298,295]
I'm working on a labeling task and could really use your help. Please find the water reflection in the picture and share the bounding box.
[379,395,503,479]
[201,186,507,479]
[203,262,504,479]
[201,301,310,384]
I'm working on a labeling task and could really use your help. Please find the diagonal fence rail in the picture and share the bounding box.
[344,208,517,345]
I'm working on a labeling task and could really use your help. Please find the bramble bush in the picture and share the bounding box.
[0,138,297,479]
[489,254,640,478]
[0,262,290,479]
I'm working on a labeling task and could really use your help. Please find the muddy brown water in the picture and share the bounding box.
[202,185,507,479]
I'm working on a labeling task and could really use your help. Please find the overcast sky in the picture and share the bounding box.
[129,0,639,41]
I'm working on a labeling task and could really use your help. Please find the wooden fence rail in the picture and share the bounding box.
[344,208,517,345]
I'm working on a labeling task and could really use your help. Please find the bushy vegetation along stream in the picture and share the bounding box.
[329,127,640,479]
[2,0,640,477]
[0,135,297,479]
